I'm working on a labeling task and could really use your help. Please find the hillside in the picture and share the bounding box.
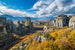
[10,28,75,50]
[9,31,43,50]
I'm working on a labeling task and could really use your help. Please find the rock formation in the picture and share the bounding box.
[69,15,75,28]
[0,17,7,33]
[53,15,68,28]
[0,17,7,27]
[17,21,26,35]
[6,20,16,33]
[25,17,33,28]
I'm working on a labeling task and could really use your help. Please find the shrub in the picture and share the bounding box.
[44,33,52,40]
[44,33,50,38]
[21,48,25,50]
[27,38,33,43]
[69,26,73,28]
[48,36,52,40]
[37,32,43,36]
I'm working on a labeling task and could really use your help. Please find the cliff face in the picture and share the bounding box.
[52,15,75,28]
[58,15,67,18]
[0,17,6,27]
[0,17,7,33]
[25,17,31,27]
[53,15,68,28]
[69,15,75,28]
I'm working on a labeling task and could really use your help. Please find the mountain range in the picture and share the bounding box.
[0,15,55,21]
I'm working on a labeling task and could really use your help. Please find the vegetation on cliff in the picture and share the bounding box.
[11,28,75,50]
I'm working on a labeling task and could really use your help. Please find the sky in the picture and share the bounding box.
[0,0,75,18]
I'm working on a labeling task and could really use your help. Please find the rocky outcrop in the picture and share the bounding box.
[6,20,17,33]
[40,36,47,41]
[33,36,47,42]
[0,17,6,27]
[38,37,41,43]
[18,35,48,50]
[33,36,38,40]
[69,15,75,28]
[21,42,24,46]
[19,42,28,50]
[0,17,7,33]
[68,28,73,31]
[53,15,69,28]
[24,43,28,48]
[25,17,33,28]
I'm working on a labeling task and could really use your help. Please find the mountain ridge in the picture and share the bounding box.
[0,15,55,21]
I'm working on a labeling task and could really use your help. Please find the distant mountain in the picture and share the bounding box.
[0,15,55,21]
[31,17,55,20]
[0,15,25,21]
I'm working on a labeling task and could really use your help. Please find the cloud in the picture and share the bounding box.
[0,0,75,18]
[29,0,54,10]
[0,2,34,17]
[33,0,75,17]
[55,0,73,6]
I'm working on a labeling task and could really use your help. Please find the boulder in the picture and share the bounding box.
[33,36,38,40]
[24,43,28,48]
[38,37,41,43]
[33,35,48,42]
[68,28,73,31]
[20,46,23,49]
[48,28,53,30]
[21,42,24,46]
[38,36,47,42]
[40,36,47,41]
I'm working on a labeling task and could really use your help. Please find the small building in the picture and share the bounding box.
[69,15,75,28]
[43,25,48,34]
